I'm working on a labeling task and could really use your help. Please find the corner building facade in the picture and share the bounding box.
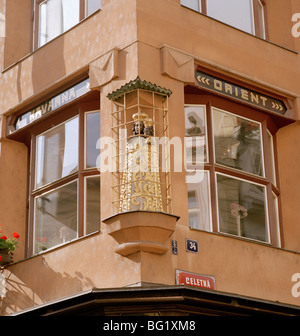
[1,0,300,315]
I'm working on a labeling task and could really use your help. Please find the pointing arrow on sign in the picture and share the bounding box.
[272,102,284,111]
[198,76,210,85]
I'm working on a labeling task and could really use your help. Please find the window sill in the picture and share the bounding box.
[2,9,102,74]
[1,230,101,269]
[189,226,277,249]
[33,229,101,256]
[35,9,101,51]
[180,5,298,55]
[188,226,300,256]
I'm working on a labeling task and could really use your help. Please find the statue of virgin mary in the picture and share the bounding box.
[119,111,163,212]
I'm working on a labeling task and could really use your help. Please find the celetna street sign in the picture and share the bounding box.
[176,270,216,290]
[195,70,287,115]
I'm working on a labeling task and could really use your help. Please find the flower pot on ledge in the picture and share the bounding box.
[103,211,179,257]
[0,249,12,267]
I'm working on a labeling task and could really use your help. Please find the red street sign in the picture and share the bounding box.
[176,270,216,290]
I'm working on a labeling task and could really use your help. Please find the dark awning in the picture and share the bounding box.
[12,285,300,316]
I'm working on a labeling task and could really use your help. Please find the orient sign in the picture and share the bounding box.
[195,71,287,115]
[176,270,216,290]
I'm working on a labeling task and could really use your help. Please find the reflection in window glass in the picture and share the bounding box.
[34,181,78,253]
[185,105,207,165]
[207,0,254,34]
[87,0,101,16]
[217,174,268,242]
[181,0,201,12]
[35,117,79,188]
[86,112,100,168]
[187,171,211,231]
[213,108,263,177]
[39,0,80,47]
[85,176,100,234]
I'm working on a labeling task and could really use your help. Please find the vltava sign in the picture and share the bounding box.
[195,71,287,115]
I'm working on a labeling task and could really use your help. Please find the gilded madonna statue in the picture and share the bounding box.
[119,111,163,212]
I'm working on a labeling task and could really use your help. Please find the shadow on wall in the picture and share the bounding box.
[2,1,67,104]
[31,36,66,96]
[12,34,66,105]
[1,255,95,315]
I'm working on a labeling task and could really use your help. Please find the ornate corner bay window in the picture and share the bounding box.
[181,0,267,39]
[33,0,101,48]
[185,94,282,246]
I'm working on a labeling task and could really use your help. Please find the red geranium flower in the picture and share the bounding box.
[0,256,2,262]
[0,226,20,254]
[13,232,20,239]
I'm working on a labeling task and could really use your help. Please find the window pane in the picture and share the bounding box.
[87,0,101,16]
[187,171,211,231]
[39,0,80,47]
[272,192,281,247]
[185,105,207,166]
[207,0,254,34]
[86,112,100,168]
[62,0,80,32]
[267,131,276,186]
[36,117,79,189]
[213,108,264,177]
[34,181,78,253]
[85,176,100,234]
[39,0,63,46]
[39,2,48,47]
[217,174,268,242]
[181,0,201,12]
[257,0,266,38]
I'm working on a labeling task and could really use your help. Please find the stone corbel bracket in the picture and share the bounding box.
[161,45,195,84]
[89,48,120,89]
[103,211,179,257]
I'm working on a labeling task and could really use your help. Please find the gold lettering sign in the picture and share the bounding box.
[195,71,287,115]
